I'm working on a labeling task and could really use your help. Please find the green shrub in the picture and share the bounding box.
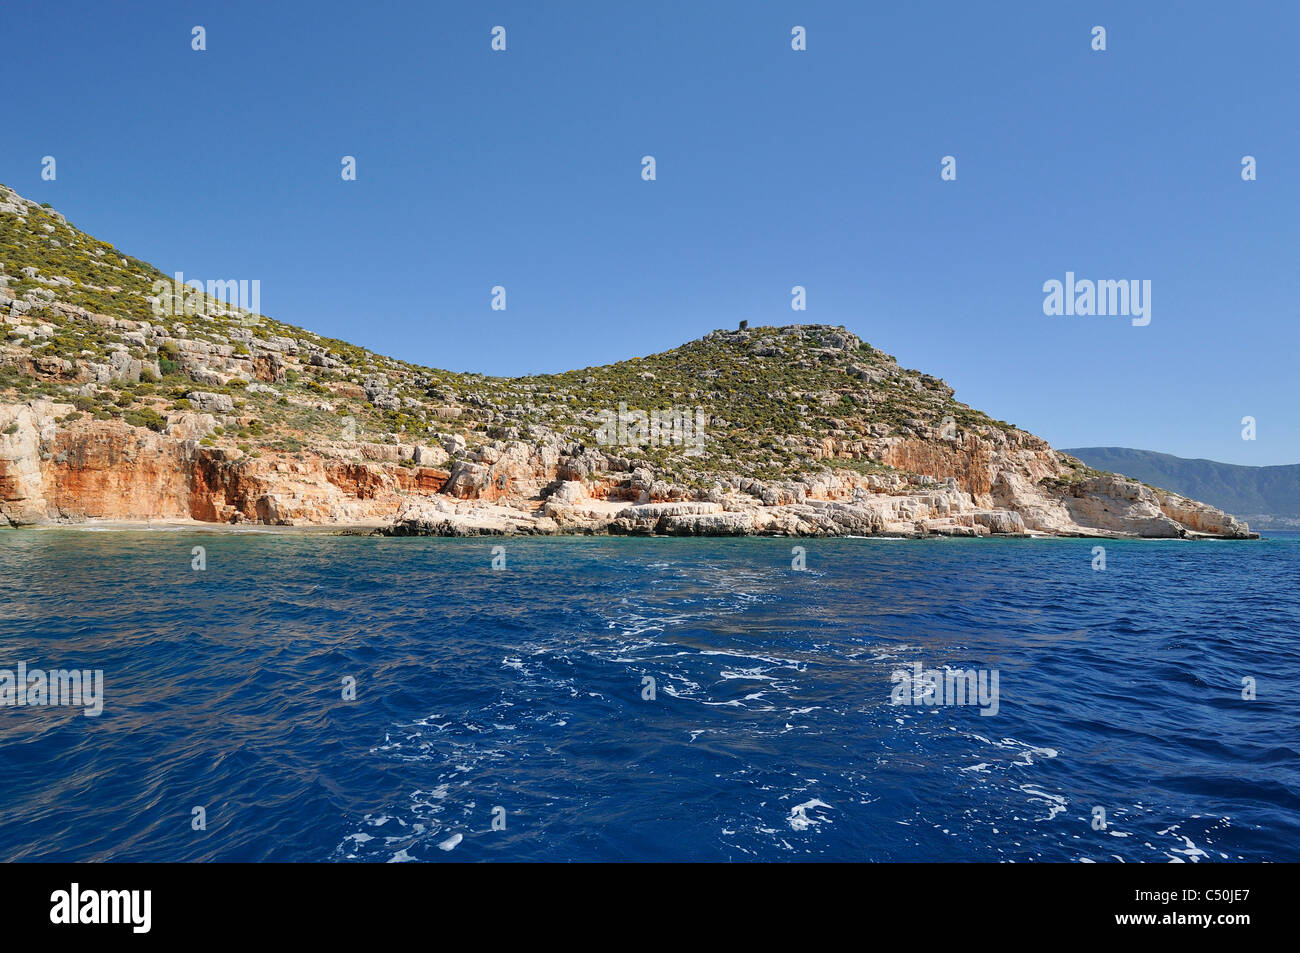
[123,407,166,432]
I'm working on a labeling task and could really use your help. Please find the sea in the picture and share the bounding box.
[1,530,1296,862]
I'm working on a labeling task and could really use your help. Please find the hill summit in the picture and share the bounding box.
[0,184,1253,538]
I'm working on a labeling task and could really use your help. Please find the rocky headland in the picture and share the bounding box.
[0,184,1255,540]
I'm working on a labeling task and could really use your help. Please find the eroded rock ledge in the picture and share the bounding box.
[2,399,1256,540]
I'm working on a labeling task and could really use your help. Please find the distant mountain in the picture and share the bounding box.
[1063,447,1300,528]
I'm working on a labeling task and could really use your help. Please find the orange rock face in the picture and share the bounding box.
[875,432,1058,502]
[44,421,192,519]
[1,401,454,526]
[879,438,995,497]
[0,400,1254,539]
[185,452,451,524]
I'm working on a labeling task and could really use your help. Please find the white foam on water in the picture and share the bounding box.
[1160,828,1208,863]
[1019,784,1068,821]
[438,833,463,852]
[719,667,777,681]
[787,799,833,831]
[699,649,805,668]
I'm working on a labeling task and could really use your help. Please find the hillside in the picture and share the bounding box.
[1065,447,1300,529]
[0,183,1254,539]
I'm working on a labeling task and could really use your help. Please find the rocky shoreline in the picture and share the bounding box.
[1,397,1258,540]
[7,518,1263,540]
[376,489,1257,540]
[0,185,1261,544]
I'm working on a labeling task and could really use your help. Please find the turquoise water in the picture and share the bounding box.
[1,530,1296,861]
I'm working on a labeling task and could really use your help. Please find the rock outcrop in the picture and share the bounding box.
[0,396,1257,538]
[0,183,1257,539]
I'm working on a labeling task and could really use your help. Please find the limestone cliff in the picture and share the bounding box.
[0,184,1256,538]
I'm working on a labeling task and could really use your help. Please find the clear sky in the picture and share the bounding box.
[3,1,1296,465]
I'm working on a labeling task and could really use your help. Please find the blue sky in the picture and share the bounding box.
[3,1,1296,465]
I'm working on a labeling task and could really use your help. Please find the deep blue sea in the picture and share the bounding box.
[1,530,1297,862]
